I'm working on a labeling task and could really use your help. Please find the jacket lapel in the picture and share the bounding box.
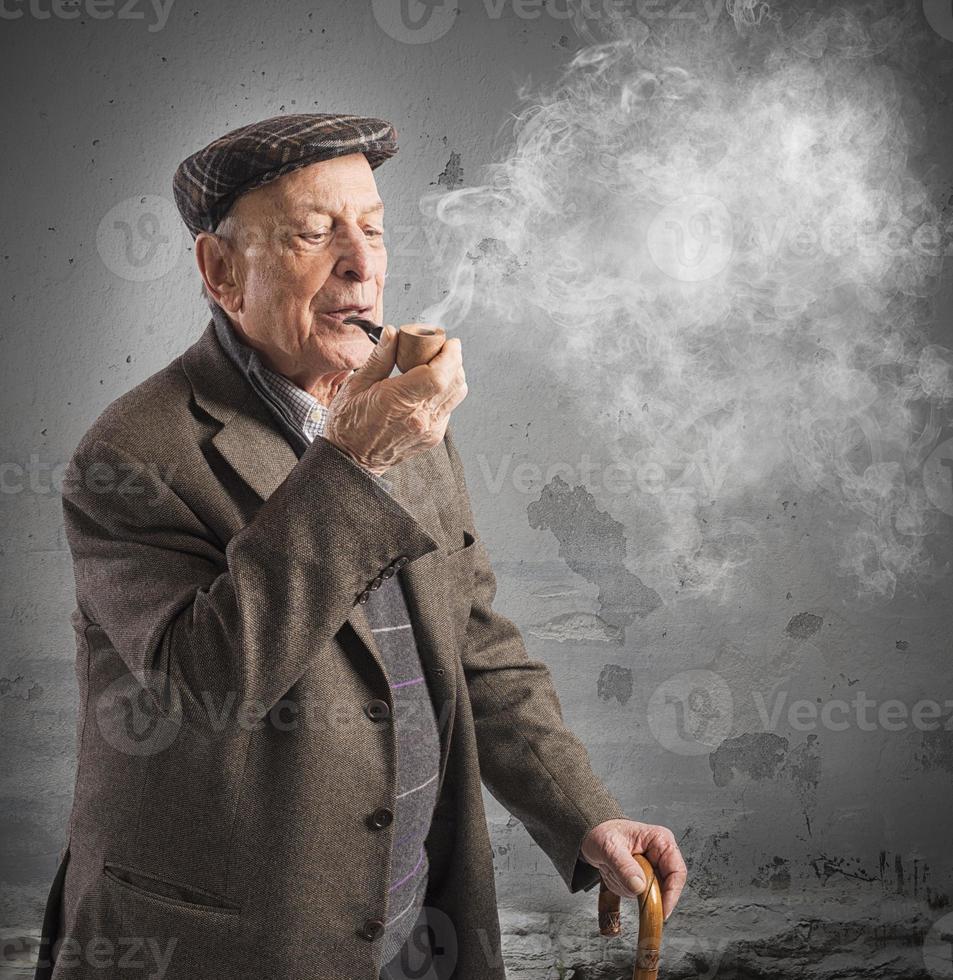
[211,393,301,502]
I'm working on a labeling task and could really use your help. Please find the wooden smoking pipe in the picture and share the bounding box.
[343,315,446,373]
[598,853,664,980]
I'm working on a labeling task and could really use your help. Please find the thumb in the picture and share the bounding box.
[346,325,398,392]
[618,856,647,895]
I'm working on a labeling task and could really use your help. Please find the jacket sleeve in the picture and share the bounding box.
[443,428,629,894]
[61,427,439,722]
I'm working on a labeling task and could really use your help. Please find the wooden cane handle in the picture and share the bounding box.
[395,323,446,374]
[598,854,664,980]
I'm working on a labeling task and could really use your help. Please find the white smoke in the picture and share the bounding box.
[420,0,953,599]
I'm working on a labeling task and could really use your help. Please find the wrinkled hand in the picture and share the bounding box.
[580,819,687,922]
[324,325,468,476]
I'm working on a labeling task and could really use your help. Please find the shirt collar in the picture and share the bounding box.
[256,361,330,441]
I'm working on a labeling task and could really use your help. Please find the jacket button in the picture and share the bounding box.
[365,699,391,721]
[356,590,371,605]
[360,918,385,941]
[380,566,395,580]
[394,555,410,570]
[369,575,383,591]
[369,807,393,829]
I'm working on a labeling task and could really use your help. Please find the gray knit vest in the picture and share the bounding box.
[207,306,441,967]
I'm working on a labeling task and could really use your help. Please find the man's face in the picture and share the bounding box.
[218,153,387,387]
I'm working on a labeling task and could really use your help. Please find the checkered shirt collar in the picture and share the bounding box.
[256,362,330,443]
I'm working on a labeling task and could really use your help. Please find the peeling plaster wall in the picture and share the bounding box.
[1,2,952,978]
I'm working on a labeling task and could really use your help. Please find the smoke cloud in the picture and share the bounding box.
[420,0,953,600]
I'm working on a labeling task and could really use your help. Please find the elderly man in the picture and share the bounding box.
[34,113,686,980]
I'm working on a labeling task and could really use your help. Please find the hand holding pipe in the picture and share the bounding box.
[598,854,664,980]
[343,315,446,373]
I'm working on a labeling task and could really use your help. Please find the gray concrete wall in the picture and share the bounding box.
[1,1,951,977]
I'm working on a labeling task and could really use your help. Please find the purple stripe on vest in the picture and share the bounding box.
[388,848,426,892]
[391,676,424,690]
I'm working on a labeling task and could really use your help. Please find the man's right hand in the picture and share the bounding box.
[323,325,468,476]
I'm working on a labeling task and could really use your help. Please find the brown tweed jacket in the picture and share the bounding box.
[37,319,628,980]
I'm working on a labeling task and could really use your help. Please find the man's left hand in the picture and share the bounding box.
[580,818,688,922]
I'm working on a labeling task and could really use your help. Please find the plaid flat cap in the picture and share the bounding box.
[173,113,398,238]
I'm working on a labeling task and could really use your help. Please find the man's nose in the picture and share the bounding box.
[333,227,379,282]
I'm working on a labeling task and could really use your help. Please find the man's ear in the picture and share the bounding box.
[195,231,243,315]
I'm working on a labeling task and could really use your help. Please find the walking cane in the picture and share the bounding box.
[598,854,664,980]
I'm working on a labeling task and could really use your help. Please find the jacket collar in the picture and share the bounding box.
[181,312,303,503]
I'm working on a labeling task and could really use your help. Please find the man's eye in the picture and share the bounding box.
[301,231,329,242]
[364,228,384,238]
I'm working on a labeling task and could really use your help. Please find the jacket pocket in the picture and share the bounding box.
[102,862,240,915]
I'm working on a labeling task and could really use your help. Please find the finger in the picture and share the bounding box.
[602,865,645,901]
[648,836,688,921]
[624,863,648,897]
[611,847,650,897]
[428,335,462,367]
[347,325,398,393]
[443,380,469,415]
[422,337,463,388]
[416,387,466,444]
[396,362,446,401]
[597,841,647,898]
[428,371,467,418]
[660,858,688,921]
[398,352,462,403]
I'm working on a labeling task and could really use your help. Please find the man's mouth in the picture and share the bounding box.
[321,305,373,323]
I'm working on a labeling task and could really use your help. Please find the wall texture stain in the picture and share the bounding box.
[687,829,735,900]
[527,611,623,644]
[0,676,44,701]
[708,732,790,786]
[596,664,633,705]
[811,853,878,884]
[916,729,953,773]
[466,236,523,279]
[784,612,824,639]
[526,475,662,630]
[435,150,464,188]
[753,855,791,891]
